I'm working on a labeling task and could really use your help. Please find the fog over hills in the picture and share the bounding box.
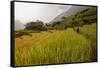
[50,6,90,23]
[15,20,25,30]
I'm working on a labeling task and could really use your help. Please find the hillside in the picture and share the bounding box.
[50,6,89,23]
[63,7,97,27]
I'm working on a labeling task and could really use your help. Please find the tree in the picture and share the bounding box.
[25,20,44,30]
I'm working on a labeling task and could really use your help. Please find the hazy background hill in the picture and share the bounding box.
[15,20,25,30]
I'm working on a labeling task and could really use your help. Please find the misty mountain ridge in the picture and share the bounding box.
[50,6,90,23]
[15,20,25,30]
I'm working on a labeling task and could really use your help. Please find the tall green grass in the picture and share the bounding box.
[15,28,94,66]
[79,23,97,61]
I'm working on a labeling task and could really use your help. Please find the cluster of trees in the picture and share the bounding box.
[45,21,67,30]
[25,19,68,31]
[25,20,47,31]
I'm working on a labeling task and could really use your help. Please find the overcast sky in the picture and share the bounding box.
[15,2,72,24]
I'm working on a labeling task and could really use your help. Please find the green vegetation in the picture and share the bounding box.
[15,29,41,38]
[63,7,97,27]
[80,23,97,61]
[15,7,97,66]
[15,28,93,66]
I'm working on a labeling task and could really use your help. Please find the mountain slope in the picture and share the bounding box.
[50,6,90,23]
[63,7,97,26]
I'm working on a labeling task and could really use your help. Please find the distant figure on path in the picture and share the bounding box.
[76,27,79,33]
[72,18,80,33]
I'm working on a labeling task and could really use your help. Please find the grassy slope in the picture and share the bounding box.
[15,25,96,66]
[80,23,97,61]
